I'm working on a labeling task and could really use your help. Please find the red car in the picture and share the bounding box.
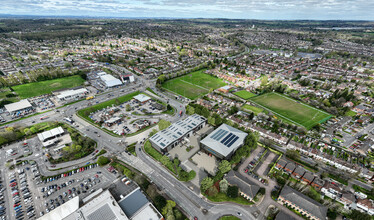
[13,192,19,196]
[14,203,20,207]
[9,182,17,187]
[244,169,248,173]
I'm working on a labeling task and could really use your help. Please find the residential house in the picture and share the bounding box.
[301,171,315,185]
[276,159,288,170]
[357,198,374,215]
[321,182,341,200]
[292,166,306,179]
[311,178,325,191]
[339,192,356,208]
[284,162,296,174]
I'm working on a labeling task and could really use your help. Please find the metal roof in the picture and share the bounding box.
[149,114,206,150]
[39,196,79,220]
[100,74,122,87]
[4,99,32,113]
[133,94,151,103]
[56,88,88,99]
[37,126,64,142]
[118,188,148,218]
[200,123,247,158]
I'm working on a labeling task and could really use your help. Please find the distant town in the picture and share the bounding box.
[0,19,373,220]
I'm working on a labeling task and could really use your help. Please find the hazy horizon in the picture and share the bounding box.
[1,0,374,20]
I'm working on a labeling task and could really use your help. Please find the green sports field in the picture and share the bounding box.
[242,104,264,115]
[162,69,226,100]
[12,75,85,98]
[234,90,256,99]
[250,92,331,129]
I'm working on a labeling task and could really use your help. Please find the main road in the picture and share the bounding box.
[2,77,260,220]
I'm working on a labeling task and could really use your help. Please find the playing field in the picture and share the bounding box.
[12,75,85,98]
[250,92,331,129]
[234,90,256,99]
[242,104,263,115]
[162,69,226,100]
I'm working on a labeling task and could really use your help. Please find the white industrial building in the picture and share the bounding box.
[200,123,248,159]
[4,99,33,114]
[98,72,122,88]
[149,114,206,153]
[133,94,151,104]
[55,88,88,102]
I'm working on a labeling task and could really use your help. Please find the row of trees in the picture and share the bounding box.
[0,67,88,88]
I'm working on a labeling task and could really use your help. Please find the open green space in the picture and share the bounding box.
[12,75,85,98]
[77,91,140,122]
[250,92,331,129]
[219,216,241,220]
[206,192,254,205]
[162,69,226,100]
[234,90,256,99]
[345,110,357,117]
[242,104,264,115]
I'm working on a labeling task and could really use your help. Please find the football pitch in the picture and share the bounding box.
[250,92,331,129]
[12,75,85,98]
[234,90,256,99]
[162,69,226,100]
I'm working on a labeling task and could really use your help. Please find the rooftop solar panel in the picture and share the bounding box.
[226,136,239,148]
[223,134,237,146]
[215,130,228,141]
[221,133,233,144]
[210,129,223,140]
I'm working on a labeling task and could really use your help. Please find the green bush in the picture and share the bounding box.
[97,156,110,166]
[227,185,238,198]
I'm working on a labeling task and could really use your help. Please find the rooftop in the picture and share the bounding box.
[200,123,248,158]
[37,126,64,142]
[118,188,149,218]
[4,99,32,113]
[280,185,327,220]
[133,94,151,103]
[225,170,260,200]
[149,114,206,149]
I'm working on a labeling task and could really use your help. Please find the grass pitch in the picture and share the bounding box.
[234,90,256,99]
[162,69,226,100]
[12,75,85,98]
[250,92,331,129]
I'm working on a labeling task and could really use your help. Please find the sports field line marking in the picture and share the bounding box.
[274,92,330,116]
[180,79,209,91]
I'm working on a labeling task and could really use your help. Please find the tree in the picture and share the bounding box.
[219,179,229,193]
[207,185,218,196]
[126,104,131,111]
[227,185,238,198]
[158,119,171,130]
[218,160,231,174]
[286,149,300,161]
[186,106,195,115]
[200,177,214,193]
[97,156,110,166]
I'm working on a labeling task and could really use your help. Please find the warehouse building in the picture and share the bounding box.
[133,94,151,104]
[98,72,123,88]
[149,114,206,153]
[55,87,88,102]
[4,99,34,118]
[200,123,247,159]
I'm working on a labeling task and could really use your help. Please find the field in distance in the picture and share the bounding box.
[12,75,85,99]
[162,69,226,100]
[250,92,331,130]
[234,90,256,99]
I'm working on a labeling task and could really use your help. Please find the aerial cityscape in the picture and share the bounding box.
[0,1,373,220]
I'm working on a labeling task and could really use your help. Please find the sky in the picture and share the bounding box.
[1,0,374,20]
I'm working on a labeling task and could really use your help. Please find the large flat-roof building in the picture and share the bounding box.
[149,114,206,153]
[200,123,247,159]
[37,126,64,142]
[55,88,88,102]
[98,72,122,88]
[4,99,34,116]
